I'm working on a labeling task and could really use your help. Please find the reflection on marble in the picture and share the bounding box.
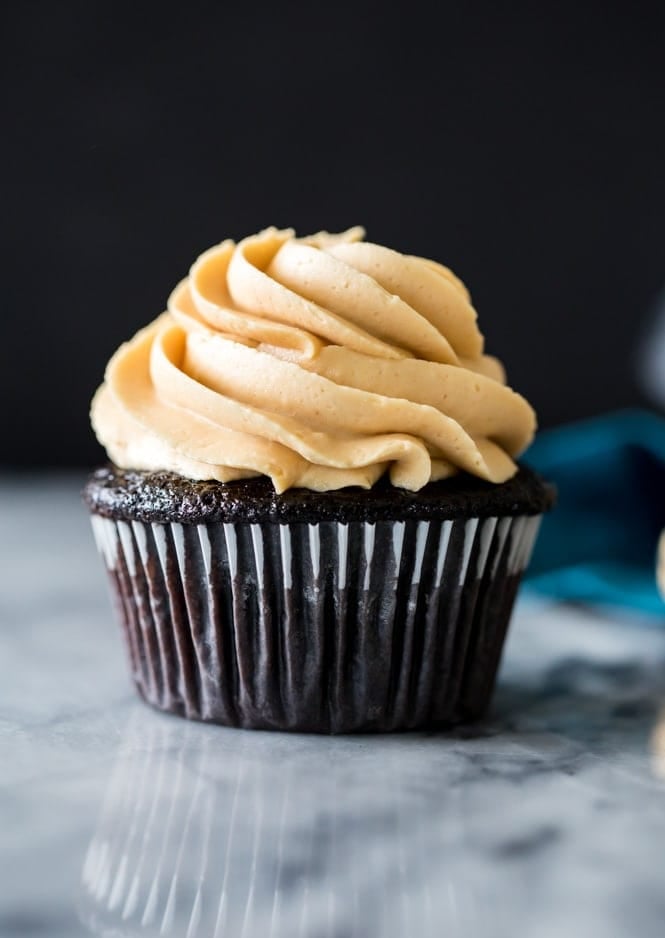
[81,714,452,937]
[3,476,665,937]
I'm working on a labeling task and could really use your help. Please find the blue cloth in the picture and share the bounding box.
[523,409,665,615]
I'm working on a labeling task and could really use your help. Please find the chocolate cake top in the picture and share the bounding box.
[83,464,555,525]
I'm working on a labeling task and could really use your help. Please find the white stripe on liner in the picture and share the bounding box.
[476,517,498,580]
[94,517,119,571]
[90,516,109,567]
[279,525,293,590]
[308,524,320,581]
[392,522,406,578]
[363,523,376,591]
[151,524,170,580]
[197,525,212,578]
[171,523,187,583]
[103,521,120,571]
[490,517,512,578]
[517,515,542,572]
[118,521,137,578]
[507,517,528,575]
[458,517,479,585]
[337,524,349,590]
[250,525,264,591]
[411,521,429,586]
[434,520,453,588]
[223,524,238,580]
[131,521,149,566]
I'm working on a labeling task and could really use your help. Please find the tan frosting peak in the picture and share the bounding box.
[91,227,536,492]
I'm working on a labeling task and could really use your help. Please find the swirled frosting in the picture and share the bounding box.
[91,227,536,492]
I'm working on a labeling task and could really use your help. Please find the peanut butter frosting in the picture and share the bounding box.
[91,227,536,493]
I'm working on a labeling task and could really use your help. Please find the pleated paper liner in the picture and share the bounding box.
[90,512,541,733]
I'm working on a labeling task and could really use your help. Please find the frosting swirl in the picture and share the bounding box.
[91,227,536,492]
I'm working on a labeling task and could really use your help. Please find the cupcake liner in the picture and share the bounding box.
[91,513,541,732]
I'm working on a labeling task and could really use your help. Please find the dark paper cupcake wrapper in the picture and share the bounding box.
[91,513,541,732]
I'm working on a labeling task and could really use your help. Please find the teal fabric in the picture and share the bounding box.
[523,409,665,615]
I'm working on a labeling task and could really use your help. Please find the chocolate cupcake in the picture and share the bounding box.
[85,226,554,732]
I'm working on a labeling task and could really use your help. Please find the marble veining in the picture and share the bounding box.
[2,475,665,937]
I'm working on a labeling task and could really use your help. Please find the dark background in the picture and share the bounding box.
[3,1,665,469]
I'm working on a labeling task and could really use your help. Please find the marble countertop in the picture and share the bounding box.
[2,474,665,938]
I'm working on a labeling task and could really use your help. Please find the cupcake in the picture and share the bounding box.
[84,226,554,732]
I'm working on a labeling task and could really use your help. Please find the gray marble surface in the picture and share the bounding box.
[2,474,665,938]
